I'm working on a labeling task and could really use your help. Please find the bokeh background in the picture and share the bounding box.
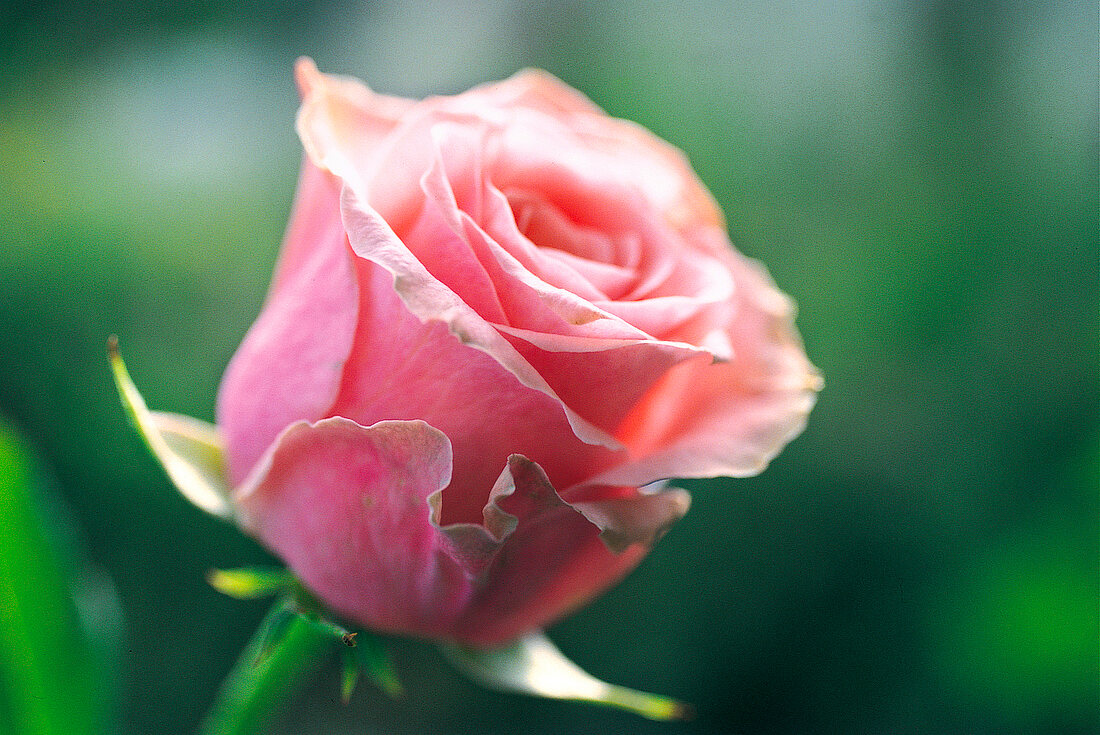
[0,1,1095,733]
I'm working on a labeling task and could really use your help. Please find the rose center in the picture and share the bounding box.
[507,190,634,267]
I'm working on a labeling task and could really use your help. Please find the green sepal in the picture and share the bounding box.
[299,612,404,700]
[441,632,692,721]
[301,613,354,641]
[108,336,233,519]
[207,568,297,600]
[339,646,360,704]
[254,604,298,667]
[351,631,404,698]
[208,564,405,703]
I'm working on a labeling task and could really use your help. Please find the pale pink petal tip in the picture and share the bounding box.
[293,56,321,99]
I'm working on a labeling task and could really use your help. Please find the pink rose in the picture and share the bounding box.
[216,59,820,646]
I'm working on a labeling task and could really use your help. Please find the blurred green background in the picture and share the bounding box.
[0,1,1095,733]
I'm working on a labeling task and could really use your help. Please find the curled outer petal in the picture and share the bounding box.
[232,417,688,645]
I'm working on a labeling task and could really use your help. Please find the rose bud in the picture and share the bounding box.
[157,60,821,647]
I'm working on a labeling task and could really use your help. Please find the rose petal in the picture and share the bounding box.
[498,333,706,436]
[570,484,691,553]
[406,147,508,323]
[537,246,635,301]
[443,455,649,645]
[325,249,629,525]
[421,131,727,365]
[385,125,730,441]
[596,296,733,360]
[483,184,621,302]
[232,419,649,645]
[216,161,358,484]
[339,185,622,454]
[267,160,345,297]
[566,112,727,236]
[500,188,620,268]
[590,253,822,487]
[327,251,623,525]
[492,113,666,240]
[455,68,605,118]
[417,122,636,335]
[232,417,472,636]
[294,57,415,188]
[489,104,724,250]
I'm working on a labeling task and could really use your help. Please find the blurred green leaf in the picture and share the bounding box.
[930,437,1099,730]
[0,420,116,734]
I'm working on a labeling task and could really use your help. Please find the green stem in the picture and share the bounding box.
[198,604,331,735]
